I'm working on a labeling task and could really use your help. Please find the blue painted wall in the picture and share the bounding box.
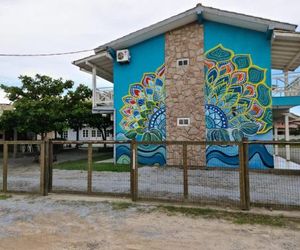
[114,34,166,165]
[204,21,274,168]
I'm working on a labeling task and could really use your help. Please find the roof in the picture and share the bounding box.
[95,4,297,52]
[272,30,300,71]
[73,3,300,81]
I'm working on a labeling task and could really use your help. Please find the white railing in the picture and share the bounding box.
[94,87,113,108]
[272,73,300,97]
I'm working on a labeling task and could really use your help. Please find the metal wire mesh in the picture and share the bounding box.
[51,143,88,193]
[137,143,184,201]
[249,142,300,209]
[3,143,41,193]
[92,143,131,196]
[187,144,241,206]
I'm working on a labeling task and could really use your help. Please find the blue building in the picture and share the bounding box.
[73,4,300,169]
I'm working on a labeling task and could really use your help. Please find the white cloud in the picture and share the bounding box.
[0,0,299,89]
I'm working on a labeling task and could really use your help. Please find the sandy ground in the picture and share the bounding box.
[0,194,299,250]
[0,157,299,207]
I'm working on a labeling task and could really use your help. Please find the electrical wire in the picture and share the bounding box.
[0,49,94,57]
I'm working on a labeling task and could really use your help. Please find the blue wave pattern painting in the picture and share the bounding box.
[116,143,166,165]
[206,144,274,169]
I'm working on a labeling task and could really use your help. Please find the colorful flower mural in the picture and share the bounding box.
[204,44,274,168]
[116,64,166,165]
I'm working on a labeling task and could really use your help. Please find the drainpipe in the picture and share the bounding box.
[284,114,290,161]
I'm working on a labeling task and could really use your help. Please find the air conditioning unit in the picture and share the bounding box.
[116,49,130,63]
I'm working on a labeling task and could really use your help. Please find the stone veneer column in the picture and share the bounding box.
[165,22,206,167]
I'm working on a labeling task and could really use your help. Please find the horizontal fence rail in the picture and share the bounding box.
[0,139,299,210]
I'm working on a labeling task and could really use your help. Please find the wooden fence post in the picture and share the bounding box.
[48,140,53,192]
[183,142,188,200]
[239,139,250,210]
[2,142,8,193]
[87,143,93,194]
[131,140,138,201]
[40,141,46,195]
[243,139,250,209]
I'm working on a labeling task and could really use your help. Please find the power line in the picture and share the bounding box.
[0,49,94,57]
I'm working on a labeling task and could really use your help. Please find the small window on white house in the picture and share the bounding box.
[83,130,89,138]
[97,130,101,137]
[177,118,190,126]
[62,131,68,139]
[177,58,189,67]
[92,130,96,138]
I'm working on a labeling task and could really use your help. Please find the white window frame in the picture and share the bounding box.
[91,130,96,138]
[177,58,189,67]
[62,131,68,139]
[177,118,190,127]
[97,130,101,138]
[82,129,89,138]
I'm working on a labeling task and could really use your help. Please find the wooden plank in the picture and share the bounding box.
[2,143,8,193]
[48,141,53,192]
[243,141,250,210]
[87,143,93,194]
[131,140,138,201]
[239,142,246,210]
[183,143,188,199]
[40,142,46,195]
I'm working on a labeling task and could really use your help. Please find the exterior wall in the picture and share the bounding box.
[165,22,206,166]
[204,21,274,168]
[114,35,166,165]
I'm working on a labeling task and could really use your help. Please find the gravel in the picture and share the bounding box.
[1,157,299,207]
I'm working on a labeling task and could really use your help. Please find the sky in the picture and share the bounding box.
[0,0,300,105]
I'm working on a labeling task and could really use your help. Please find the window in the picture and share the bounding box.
[82,129,89,138]
[92,130,96,138]
[177,58,189,67]
[177,118,190,126]
[97,130,101,137]
[62,131,68,139]
[106,130,110,137]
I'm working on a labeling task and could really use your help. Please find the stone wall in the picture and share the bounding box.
[165,22,206,166]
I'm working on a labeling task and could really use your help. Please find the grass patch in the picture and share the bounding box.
[0,194,12,200]
[155,205,299,228]
[110,201,135,210]
[54,153,130,172]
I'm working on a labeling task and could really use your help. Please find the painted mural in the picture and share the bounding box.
[116,64,166,165]
[204,44,274,168]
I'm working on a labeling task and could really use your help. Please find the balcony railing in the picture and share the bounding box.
[272,73,300,97]
[93,87,113,111]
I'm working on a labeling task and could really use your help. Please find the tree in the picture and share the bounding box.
[65,84,92,142]
[88,113,113,149]
[0,74,73,139]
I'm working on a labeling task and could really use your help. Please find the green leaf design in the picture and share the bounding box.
[125,130,137,139]
[240,122,259,136]
[142,132,151,141]
[146,101,155,110]
[207,129,230,141]
[232,129,244,141]
[223,93,238,106]
[214,83,227,96]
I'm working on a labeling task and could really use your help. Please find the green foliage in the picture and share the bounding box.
[0,74,74,136]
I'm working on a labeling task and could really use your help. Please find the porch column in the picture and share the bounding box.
[92,66,97,108]
[285,114,290,161]
[274,125,278,156]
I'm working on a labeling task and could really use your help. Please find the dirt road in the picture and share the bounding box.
[0,195,299,250]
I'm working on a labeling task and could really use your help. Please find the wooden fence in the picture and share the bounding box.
[1,139,300,210]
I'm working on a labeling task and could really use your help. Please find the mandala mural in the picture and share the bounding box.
[204,44,274,168]
[116,64,166,165]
